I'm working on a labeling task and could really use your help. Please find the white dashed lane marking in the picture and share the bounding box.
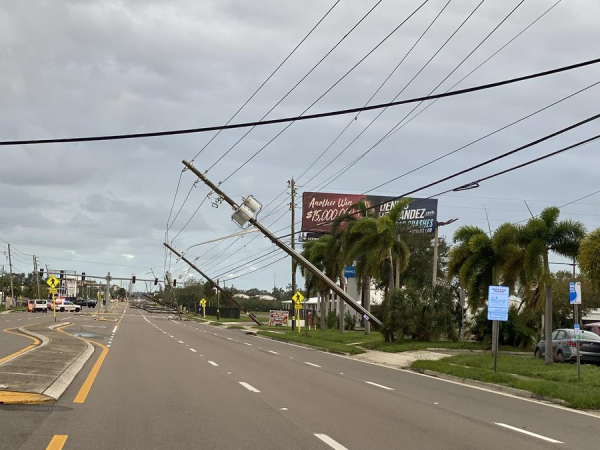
[208,361,219,367]
[190,349,197,352]
[239,382,260,393]
[304,362,321,368]
[364,381,394,391]
[314,434,348,450]
[268,350,279,355]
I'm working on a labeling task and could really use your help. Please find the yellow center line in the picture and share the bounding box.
[55,323,110,404]
[46,434,68,450]
[0,324,42,365]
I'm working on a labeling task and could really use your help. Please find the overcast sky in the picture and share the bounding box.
[1,0,599,293]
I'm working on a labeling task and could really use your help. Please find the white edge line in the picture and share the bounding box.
[314,433,348,450]
[239,382,260,393]
[365,381,394,391]
[494,423,563,444]
[112,326,118,333]
[253,336,600,420]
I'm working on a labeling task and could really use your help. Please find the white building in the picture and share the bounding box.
[233,293,250,299]
[258,295,277,301]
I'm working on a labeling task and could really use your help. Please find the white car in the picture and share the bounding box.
[60,301,81,313]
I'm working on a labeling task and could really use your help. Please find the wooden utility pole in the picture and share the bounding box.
[289,178,297,331]
[7,244,15,309]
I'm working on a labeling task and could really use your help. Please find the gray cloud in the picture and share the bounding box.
[1,0,599,289]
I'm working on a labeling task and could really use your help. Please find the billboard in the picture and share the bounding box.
[269,310,289,327]
[301,192,438,236]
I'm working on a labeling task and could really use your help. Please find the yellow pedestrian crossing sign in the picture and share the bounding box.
[292,291,304,303]
[46,275,59,289]
[200,298,207,307]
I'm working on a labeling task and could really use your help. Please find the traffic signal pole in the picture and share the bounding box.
[182,159,382,326]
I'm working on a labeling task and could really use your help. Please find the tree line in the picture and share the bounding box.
[300,201,600,358]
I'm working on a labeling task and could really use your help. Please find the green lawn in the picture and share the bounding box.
[257,329,368,355]
[412,353,600,409]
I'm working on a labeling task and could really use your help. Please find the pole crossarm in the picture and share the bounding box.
[163,243,264,326]
[181,160,383,326]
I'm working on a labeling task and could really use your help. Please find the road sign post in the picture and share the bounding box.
[292,291,304,333]
[488,286,509,372]
[570,281,582,380]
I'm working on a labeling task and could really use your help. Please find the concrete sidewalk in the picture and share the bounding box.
[0,322,94,404]
[351,349,449,368]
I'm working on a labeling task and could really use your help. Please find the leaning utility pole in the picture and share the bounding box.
[7,244,15,309]
[33,256,41,299]
[181,160,382,326]
[289,178,297,331]
[163,243,263,326]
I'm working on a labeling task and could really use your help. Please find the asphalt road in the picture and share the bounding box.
[2,305,600,449]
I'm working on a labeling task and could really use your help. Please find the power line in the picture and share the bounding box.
[1,58,597,147]
[295,0,453,185]
[299,0,486,188]
[381,0,564,146]
[216,1,429,183]
[166,0,384,234]
[313,0,526,190]
[206,0,387,174]
[189,0,342,163]
[366,79,600,193]
[222,256,288,282]
[275,114,600,238]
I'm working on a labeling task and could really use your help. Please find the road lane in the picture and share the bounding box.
[14,308,334,450]
[152,315,600,448]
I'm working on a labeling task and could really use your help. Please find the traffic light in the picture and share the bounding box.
[39,268,44,278]
[81,272,86,282]
[173,279,177,287]
[154,278,158,286]
[132,275,136,284]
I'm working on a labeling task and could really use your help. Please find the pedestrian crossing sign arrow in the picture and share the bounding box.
[46,275,59,289]
[292,291,304,303]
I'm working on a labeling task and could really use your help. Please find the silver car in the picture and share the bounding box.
[535,328,600,364]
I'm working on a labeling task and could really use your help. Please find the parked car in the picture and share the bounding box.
[535,328,600,364]
[31,300,48,313]
[583,322,600,337]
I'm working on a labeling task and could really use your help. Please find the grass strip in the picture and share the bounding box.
[412,354,600,409]
[257,330,365,355]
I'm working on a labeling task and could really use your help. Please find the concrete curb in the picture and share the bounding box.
[0,326,49,367]
[411,368,569,406]
[42,323,95,400]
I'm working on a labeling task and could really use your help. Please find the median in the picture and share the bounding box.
[412,353,600,409]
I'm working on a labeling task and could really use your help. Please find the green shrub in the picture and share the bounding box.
[326,310,338,329]
[344,311,356,330]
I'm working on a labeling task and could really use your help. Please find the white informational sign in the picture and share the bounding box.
[574,323,581,341]
[487,285,509,321]
[268,310,289,327]
[569,282,582,305]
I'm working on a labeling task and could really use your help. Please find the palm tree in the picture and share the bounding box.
[448,223,522,353]
[342,199,412,333]
[519,207,586,364]
[300,235,334,330]
[579,228,600,286]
